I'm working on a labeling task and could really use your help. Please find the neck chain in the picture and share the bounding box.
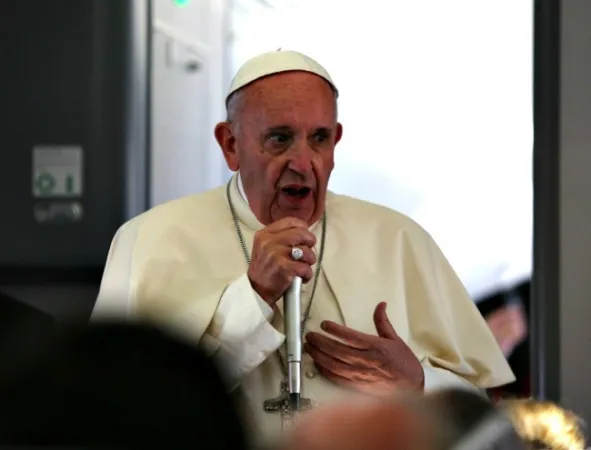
[225,180,327,377]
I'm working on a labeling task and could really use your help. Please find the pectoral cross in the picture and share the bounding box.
[263,380,313,431]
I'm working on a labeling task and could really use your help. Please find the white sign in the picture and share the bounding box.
[32,146,83,198]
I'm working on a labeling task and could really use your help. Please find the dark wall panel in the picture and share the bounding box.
[0,0,149,271]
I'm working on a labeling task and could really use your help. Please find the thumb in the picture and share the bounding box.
[373,302,398,340]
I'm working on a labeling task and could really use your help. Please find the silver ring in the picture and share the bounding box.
[291,247,304,261]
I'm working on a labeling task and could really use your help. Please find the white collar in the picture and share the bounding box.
[237,172,249,204]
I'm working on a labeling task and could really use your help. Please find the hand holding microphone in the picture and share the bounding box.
[247,217,316,413]
[247,217,316,306]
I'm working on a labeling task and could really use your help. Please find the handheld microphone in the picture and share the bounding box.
[284,276,303,412]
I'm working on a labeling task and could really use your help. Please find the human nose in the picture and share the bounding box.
[286,142,314,174]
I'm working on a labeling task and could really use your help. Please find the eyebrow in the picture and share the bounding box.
[266,125,293,133]
[266,125,332,134]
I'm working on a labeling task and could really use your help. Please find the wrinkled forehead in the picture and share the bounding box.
[238,72,338,127]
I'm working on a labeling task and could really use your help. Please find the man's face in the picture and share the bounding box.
[215,71,343,226]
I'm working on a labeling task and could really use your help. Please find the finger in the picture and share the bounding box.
[373,302,398,340]
[314,365,363,391]
[275,228,317,248]
[266,217,310,233]
[305,334,372,367]
[305,344,360,380]
[318,364,402,396]
[284,245,316,266]
[320,321,373,350]
[285,261,314,283]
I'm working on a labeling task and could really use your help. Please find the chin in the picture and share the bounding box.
[271,195,322,225]
[270,209,314,225]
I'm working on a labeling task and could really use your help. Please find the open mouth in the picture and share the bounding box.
[281,186,312,199]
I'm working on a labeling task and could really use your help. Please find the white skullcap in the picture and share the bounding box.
[226,50,338,103]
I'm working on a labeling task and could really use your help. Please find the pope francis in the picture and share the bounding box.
[92,50,514,446]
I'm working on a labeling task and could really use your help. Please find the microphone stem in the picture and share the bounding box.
[285,277,303,412]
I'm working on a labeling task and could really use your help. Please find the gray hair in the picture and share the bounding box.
[226,89,246,124]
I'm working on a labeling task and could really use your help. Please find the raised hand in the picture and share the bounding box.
[305,302,424,394]
[485,303,528,357]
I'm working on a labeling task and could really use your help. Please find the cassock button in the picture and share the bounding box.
[305,370,316,379]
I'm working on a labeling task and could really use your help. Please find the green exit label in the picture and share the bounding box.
[33,172,79,197]
[32,146,83,198]
[35,172,56,195]
[174,0,190,6]
[66,174,74,193]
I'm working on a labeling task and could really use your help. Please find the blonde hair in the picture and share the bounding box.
[501,399,586,450]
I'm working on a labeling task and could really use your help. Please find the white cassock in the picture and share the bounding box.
[92,173,514,447]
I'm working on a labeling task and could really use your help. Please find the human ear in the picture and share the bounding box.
[334,123,343,145]
[214,122,239,171]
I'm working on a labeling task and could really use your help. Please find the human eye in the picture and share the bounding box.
[314,131,329,142]
[268,132,292,145]
[311,128,331,145]
[264,129,293,153]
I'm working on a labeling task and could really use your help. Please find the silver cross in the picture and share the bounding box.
[263,380,313,431]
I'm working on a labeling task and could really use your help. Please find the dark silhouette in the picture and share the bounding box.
[0,321,248,448]
[0,290,54,333]
[477,280,531,397]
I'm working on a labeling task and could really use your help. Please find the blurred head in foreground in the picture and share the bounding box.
[0,321,247,448]
[282,397,432,450]
[501,398,585,450]
[283,389,527,450]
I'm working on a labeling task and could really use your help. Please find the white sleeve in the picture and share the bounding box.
[201,273,286,390]
[93,222,283,390]
[91,220,140,321]
[422,365,486,396]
